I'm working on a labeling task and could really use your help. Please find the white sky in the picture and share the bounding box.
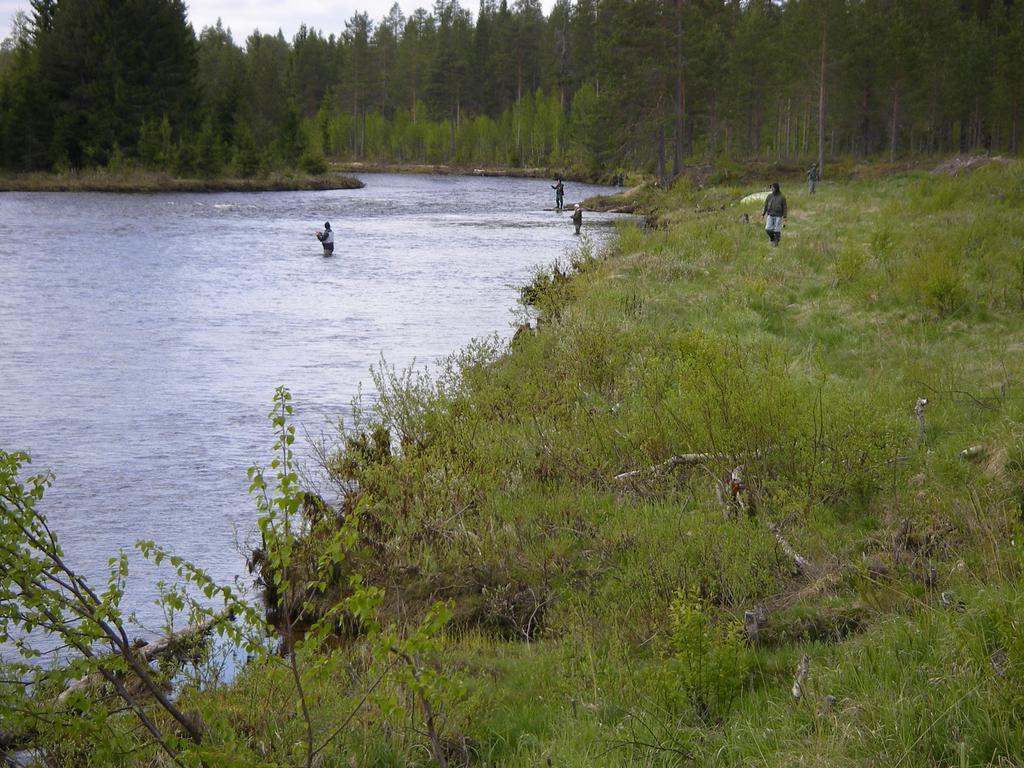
[2,0,556,45]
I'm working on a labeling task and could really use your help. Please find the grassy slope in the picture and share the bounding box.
[170,162,1024,767]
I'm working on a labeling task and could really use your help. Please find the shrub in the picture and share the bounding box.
[299,150,328,175]
[667,588,749,722]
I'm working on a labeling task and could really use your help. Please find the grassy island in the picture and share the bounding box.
[4,159,1024,767]
[0,170,364,193]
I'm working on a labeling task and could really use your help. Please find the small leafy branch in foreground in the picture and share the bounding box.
[1,387,459,766]
[140,386,462,767]
[0,448,205,766]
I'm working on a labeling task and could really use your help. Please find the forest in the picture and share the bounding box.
[0,0,1022,178]
[0,0,1019,179]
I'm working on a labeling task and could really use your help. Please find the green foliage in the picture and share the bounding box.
[667,589,750,722]
[141,387,461,766]
[137,115,173,170]
[298,148,327,175]
[6,0,1024,175]
[6,150,1024,766]
[0,448,204,760]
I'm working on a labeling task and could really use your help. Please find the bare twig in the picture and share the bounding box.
[392,648,448,768]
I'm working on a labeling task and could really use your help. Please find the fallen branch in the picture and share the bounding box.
[59,611,232,704]
[769,523,811,574]
[614,450,765,483]
[614,453,720,482]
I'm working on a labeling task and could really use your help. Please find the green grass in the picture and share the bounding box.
[312,161,1024,767]
[23,160,1024,766]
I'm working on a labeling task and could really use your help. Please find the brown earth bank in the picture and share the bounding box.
[0,171,364,192]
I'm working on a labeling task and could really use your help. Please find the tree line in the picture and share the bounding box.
[0,0,1021,179]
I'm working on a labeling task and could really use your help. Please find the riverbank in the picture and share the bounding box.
[6,160,1024,766]
[330,160,619,185]
[252,159,1023,766]
[0,170,364,192]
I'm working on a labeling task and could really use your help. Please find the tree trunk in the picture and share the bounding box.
[674,75,685,176]
[673,0,685,176]
[817,17,827,177]
[802,102,809,156]
[775,101,782,161]
[890,90,899,162]
[710,94,718,157]
[352,90,359,158]
[657,128,666,186]
[449,108,456,159]
[860,86,870,157]
[785,97,792,160]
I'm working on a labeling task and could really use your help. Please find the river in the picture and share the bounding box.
[0,173,622,648]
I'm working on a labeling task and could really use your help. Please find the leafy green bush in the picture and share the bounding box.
[299,149,328,175]
[667,588,749,722]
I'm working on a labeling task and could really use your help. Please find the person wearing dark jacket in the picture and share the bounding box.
[316,221,334,255]
[761,183,787,246]
[572,204,583,235]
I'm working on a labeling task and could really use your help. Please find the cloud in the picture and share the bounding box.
[3,0,555,46]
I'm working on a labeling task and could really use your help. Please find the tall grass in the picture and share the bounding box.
[21,161,1024,766]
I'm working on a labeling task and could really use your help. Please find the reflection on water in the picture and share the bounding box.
[0,173,623,645]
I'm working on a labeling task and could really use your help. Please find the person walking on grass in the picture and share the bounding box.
[316,221,334,255]
[552,177,565,211]
[761,182,787,247]
[807,162,820,195]
[572,203,583,235]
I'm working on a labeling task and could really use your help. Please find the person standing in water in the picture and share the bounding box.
[316,221,334,255]
[761,183,787,247]
[572,204,583,235]
[552,177,565,211]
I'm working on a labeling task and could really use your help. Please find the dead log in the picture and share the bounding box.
[769,523,811,574]
[743,605,769,644]
[614,452,721,482]
[58,611,232,704]
[960,445,986,461]
[791,654,810,700]
[614,450,766,483]
[914,398,928,447]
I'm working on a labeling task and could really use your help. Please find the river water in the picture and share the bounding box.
[0,173,621,647]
